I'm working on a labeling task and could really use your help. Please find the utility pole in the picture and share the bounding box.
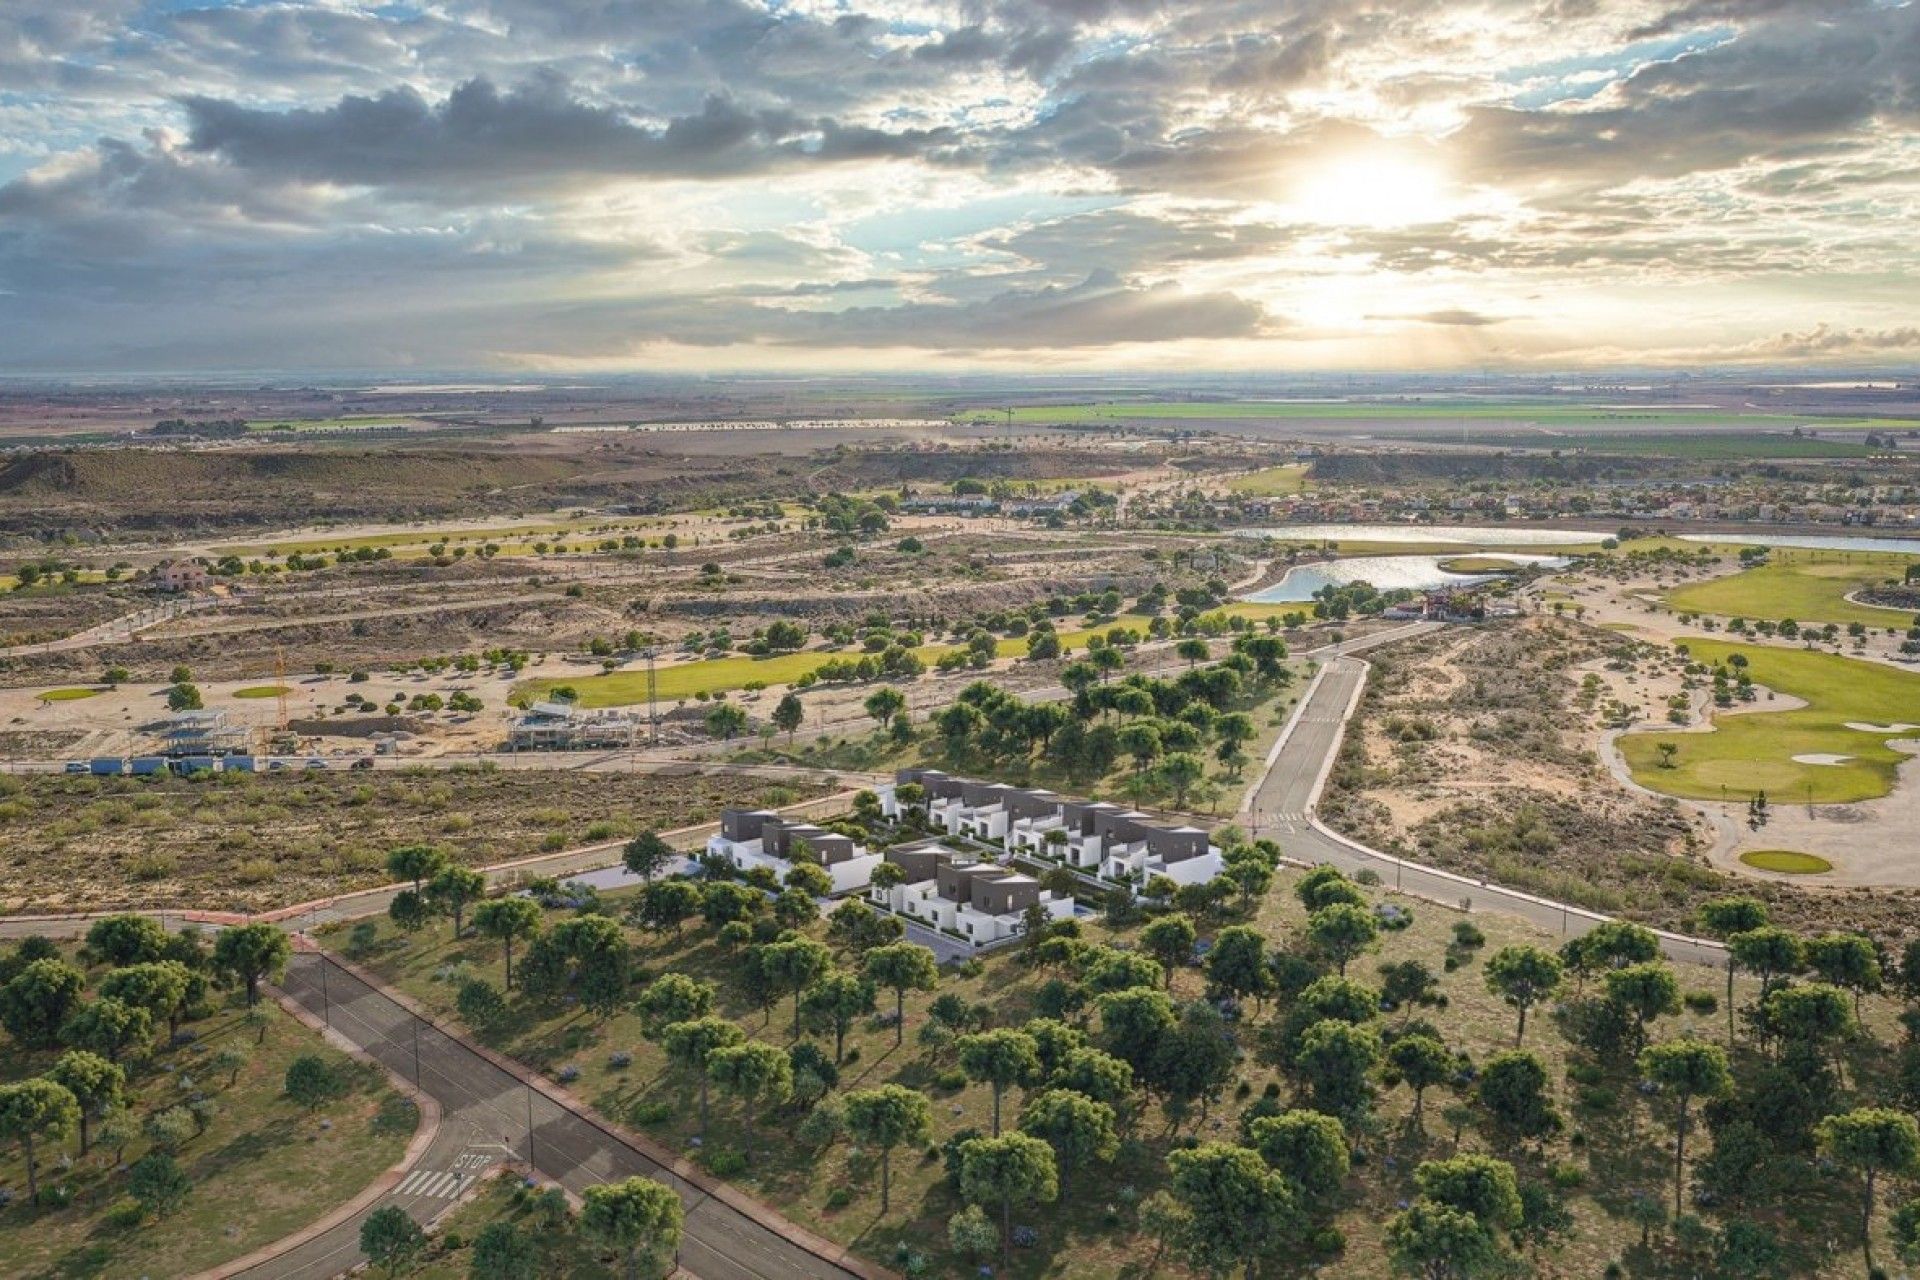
[320,957,330,1027]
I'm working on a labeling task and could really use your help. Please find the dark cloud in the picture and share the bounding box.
[181,75,970,198]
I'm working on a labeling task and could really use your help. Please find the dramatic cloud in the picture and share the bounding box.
[0,0,1915,371]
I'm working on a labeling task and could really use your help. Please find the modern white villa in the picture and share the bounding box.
[705,809,882,895]
[865,839,1075,945]
[878,768,1224,888]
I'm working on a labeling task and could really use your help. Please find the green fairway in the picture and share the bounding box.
[1619,641,1920,803]
[1664,550,1920,627]
[232,684,292,698]
[1740,849,1832,874]
[36,686,104,702]
[1226,464,1312,495]
[1437,556,1529,573]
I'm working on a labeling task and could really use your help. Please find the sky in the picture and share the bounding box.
[0,0,1915,375]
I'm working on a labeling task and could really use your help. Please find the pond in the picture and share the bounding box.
[1235,524,1611,547]
[1243,554,1571,603]
[1677,532,1920,556]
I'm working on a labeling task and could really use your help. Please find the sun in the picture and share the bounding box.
[1287,150,1455,228]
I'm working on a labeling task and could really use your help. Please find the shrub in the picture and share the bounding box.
[702,1148,748,1178]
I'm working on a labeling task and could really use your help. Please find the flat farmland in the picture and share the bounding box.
[0,767,825,914]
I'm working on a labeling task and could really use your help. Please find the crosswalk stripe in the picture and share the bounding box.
[396,1170,428,1195]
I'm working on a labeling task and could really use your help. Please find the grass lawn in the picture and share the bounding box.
[231,685,292,699]
[1663,550,1920,627]
[331,848,1878,1279]
[0,983,412,1280]
[1435,556,1530,573]
[1225,465,1312,495]
[1618,641,1920,803]
[36,688,104,703]
[1739,849,1833,874]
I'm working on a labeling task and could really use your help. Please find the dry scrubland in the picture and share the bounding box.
[0,768,825,914]
[1321,618,1920,938]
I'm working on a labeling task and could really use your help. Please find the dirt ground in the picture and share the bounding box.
[0,766,826,915]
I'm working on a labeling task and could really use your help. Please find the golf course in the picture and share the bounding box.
[1664,549,1920,627]
[1620,641,1920,804]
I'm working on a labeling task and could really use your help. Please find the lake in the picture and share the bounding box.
[1235,524,1611,547]
[1678,533,1920,556]
[1243,554,1571,603]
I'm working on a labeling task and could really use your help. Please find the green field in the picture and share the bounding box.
[1224,464,1312,495]
[1740,849,1833,874]
[216,514,670,558]
[36,687,103,702]
[1619,641,1920,803]
[1436,555,1529,573]
[232,684,292,699]
[1664,550,1920,627]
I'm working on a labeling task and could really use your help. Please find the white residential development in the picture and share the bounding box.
[705,810,883,895]
[879,768,1224,888]
[866,839,1075,945]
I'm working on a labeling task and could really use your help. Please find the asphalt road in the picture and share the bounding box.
[257,953,864,1280]
[1243,635,1728,970]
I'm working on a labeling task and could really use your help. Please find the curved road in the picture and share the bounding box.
[1244,632,1728,969]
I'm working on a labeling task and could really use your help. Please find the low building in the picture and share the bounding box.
[161,709,251,758]
[507,696,641,750]
[882,768,1223,888]
[153,560,210,593]
[706,809,881,894]
[866,839,1074,945]
[899,494,999,515]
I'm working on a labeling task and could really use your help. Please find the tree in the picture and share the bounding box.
[1020,1088,1118,1195]
[1729,925,1804,1008]
[521,916,631,1017]
[1159,752,1205,808]
[99,959,193,1039]
[1204,926,1272,1008]
[705,702,748,739]
[1249,1109,1349,1210]
[958,1028,1042,1136]
[707,1039,792,1155]
[1386,1035,1453,1132]
[1818,1107,1920,1271]
[662,1017,745,1137]
[46,1049,124,1155]
[1296,864,1364,911]
[0,1078,79,1204]
[1387,1198,1500,1280]
[771,692,805,741]
[759,937,832,1037]
[1415,1154,1523,1230]
[360,1204,427,1277]
[862,942,939,1046]
[213,922,291,1008]
[1098,987,1178,1079]
[1807,931,1883,1015]
[457,978,508,1030]
[86,914,169,967]
[959,1133,1059,1271]
[1602,961,1680,1052]
[426,865,487,936]
[863,686,907,729]
[1150,1001,1238,1122]
[622,831,675,885]
[62,997,152,1064]
[1484,946,1562,1045]
[284,1053,339,1110]
[635,973,715,1037]
[470,1220,540,1280]
[802,970,876,1063]
[389,889,432,934]
[1140,914,1197,988]
[845,1084,934,1212]
[1640,1038,1733,1216]
[386,843,448,893]
[1307,902,1378,976]
[1294,1019,1380,1120]
[128,1150,192,1218]
[211,1044,250,1087]
[167,681,203,711]
[1476,1050,1557,1143]
[1166,1141,1301,1280]
[582,1176,684,1280]
[1,957,86,1049]
[473,896,543,989]
[785,862,833,898]
[1697,896,1768,1041]
[632,879,703,938]
[701,881,762,929]
[1763,981,1853,1052]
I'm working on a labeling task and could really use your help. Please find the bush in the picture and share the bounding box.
[702,1147,748,1178]
[1451,921,1486,949]
[1683,990,1719,1014]
[934,1067,968,1091]
[630,1100,674,1127]
[824,1186,853,1209]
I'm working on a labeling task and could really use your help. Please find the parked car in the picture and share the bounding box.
[64,761,89,774]
[349,757,375,771]
[304,758,327,770]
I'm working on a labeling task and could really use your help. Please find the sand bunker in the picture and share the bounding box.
[1792,753,1854,765]
[1847,722,1920,733]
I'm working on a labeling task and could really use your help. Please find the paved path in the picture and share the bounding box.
[1243,629,1729,970]
[263,952,877,1280]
